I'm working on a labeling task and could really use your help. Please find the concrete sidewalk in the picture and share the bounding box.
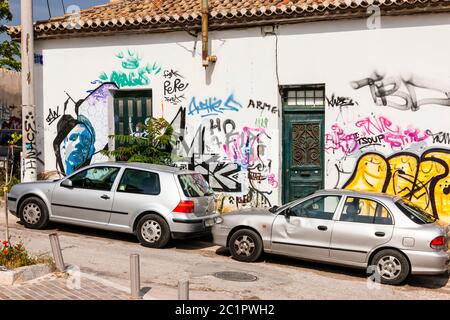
[0,273,132,300]
[0,209,134,300]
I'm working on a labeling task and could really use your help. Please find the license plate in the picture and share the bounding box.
[204,219,214,227]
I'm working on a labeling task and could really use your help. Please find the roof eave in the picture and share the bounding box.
[8,2,450,41]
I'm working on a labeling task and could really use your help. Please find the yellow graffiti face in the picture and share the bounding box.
[386,155,418,198]
[423,152,450,221]
[345,154,387,193]
[344,150,450,224]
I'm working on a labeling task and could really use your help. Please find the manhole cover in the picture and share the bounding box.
[213,271,258,282]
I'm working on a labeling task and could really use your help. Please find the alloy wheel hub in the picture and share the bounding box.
[142,220,162,243]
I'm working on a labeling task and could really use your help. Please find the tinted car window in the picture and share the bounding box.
[70,167,120,191]
[340,197,393,225]
[178,174,213,197]
[395,199,436,224]
[118,169,160,195]
[290,196,341,220]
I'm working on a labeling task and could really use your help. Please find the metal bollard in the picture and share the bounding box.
[130,254,141,299]
[178,279,189,300]
[49,233,65,272]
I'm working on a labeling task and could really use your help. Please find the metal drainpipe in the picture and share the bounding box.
[201,0,217,68]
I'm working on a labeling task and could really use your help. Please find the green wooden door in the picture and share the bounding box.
[282,111,325,203]
[114,91,152,136]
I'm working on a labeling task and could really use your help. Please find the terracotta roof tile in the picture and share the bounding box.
[8,0,450,39]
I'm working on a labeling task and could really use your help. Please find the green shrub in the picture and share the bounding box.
[0,240,54,270]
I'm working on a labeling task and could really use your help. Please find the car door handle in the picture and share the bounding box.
[375,232,385,237]
[100,195,110,200]
[318,225,328,231]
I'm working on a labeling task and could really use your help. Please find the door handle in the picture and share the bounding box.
[318,225,328,231]
[375,232,385,237]
[101,195,110,200]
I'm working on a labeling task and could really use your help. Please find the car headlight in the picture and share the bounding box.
[214,216,224,224]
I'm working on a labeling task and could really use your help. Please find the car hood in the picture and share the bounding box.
[225,208,274,218]
[11,180,59,192]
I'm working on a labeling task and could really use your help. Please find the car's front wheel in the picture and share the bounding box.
[19,197,50,230]
[370,249,410,285]
[228,229,263,262]
[136,214,170,248]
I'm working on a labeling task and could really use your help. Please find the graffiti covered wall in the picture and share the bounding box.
[36,14,450,219]
[324,70,450,223]
[37,29,281,212]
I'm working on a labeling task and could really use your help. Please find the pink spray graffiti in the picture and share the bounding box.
[223,127,270,170]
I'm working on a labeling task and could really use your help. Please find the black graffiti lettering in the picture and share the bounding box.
[357,134,385,146]
[247,99,279,116]
[163,69,183,79]
[46,106,61,125]
[163,69,189,106]
[164,94,185,105]
[326,94,359,108]
[351,71,450,112]
[210,118,221,135]
[430,131,450,145]
[164,78,189,95]
[223,119,236,135]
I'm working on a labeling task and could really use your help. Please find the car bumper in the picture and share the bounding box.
[404,249,450,275]
[7,196,18,216]
[211,224,231,247]
[170,213,219,237]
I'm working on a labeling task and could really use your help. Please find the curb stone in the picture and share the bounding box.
[0,264,52,286]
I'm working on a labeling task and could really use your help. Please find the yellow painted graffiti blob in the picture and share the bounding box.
[423,151,450,224]
[386,155,418,198]
[344,150,450,224]
[344,154,388,193]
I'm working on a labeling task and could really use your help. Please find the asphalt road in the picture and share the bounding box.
[1,212,450,300]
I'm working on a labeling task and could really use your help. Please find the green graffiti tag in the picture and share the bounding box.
[98,50,161,88]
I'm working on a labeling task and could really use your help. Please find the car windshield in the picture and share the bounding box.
[269,200,297,214]
[178,173,214,198]
[395,199,437,224]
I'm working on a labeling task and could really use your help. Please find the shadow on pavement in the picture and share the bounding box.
[16,220,215,250]
[215,246,450,289]
[406,272,449,289]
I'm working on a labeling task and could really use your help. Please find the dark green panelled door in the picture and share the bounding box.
[114,91,153,136]
[282,111,325,203]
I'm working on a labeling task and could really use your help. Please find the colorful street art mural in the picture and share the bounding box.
[343,150,450,220]
[326,70,450,223]
[44,49,279,213]
[169,103,278,213]
[52,82,118,175]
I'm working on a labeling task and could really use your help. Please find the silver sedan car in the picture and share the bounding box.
[212,189,449,285]
[8,162,219,248]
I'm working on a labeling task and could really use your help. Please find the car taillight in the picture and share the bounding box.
[430,236,446,250]
[173,200,194,214]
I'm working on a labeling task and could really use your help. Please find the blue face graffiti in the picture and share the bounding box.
[52,83,118,176]
[61,122,96,175]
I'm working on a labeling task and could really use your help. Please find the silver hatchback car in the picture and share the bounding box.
[8,162,219,248]
[212,189,450,285]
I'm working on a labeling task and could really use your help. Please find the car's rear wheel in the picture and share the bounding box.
[370,249,410,285]
[229,229,263,262]
[136,214,170,248]
[19,197,49,230]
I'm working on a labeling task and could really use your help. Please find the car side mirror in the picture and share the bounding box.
[61,179,73,188]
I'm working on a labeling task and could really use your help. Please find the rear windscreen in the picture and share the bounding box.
[395,199,436,224]
[178,174,213,198]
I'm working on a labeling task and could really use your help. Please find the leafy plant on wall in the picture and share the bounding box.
[103,117,174,165]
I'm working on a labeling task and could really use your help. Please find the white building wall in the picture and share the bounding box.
[35,13,450,220]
